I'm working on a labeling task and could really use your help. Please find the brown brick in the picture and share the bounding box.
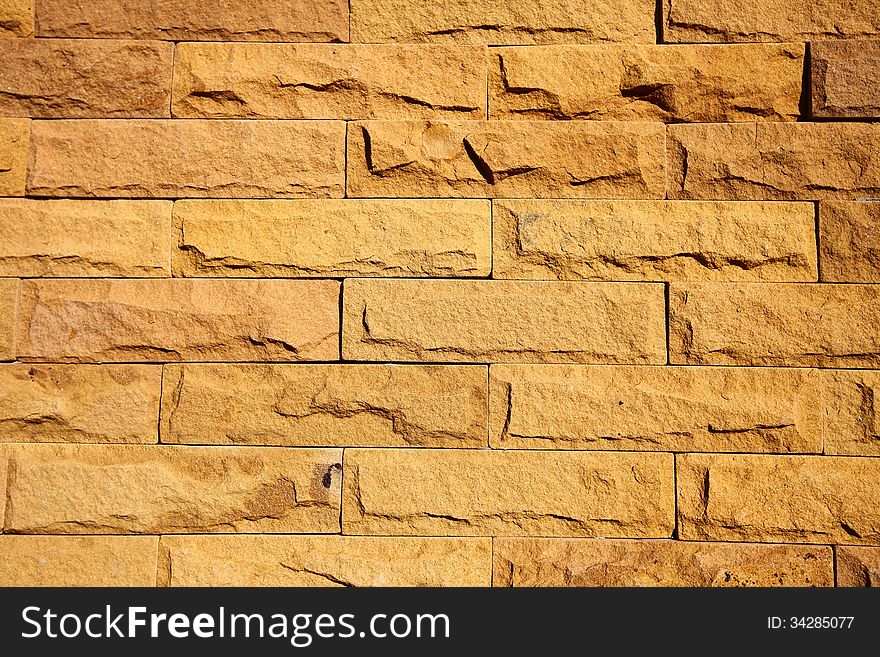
[0,0,33,37]
[813,40,880,119]
[172,199,490,278]
[161,364,488,447]
[0,118,28,196]
[1,444,342,534]
[347,120,665,199]
[669,283,880,367]
[27,119,344,198]
[491,44,803,122]
[823,370,880,456]
[836,547,880,586]
[819,201,880,282]
[677,453,880,544]
[0,279,16,361]
[16,279,339,363]
[490,365,822,453]
[494,539,833,587]
[342,279,666,364]
[343,449,674,537]
[493,200,817,281]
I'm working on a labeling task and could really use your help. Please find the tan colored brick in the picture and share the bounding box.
[494,539,833,587]
[823,370,880,456]
[161,364,488,447]
[1,444,342,534]
[0,118,28,196]
[172,199,490,278]
[669,283,880,367]
[820,201,880,282]
[491,44,803,122]
[27,119,344,198]
[159,536,491,586]
[0,536,158,586]
[16,279,339,363]
[812,40,880,119]
[667,123,880,200]
[347,120,665,198]
[0,199,171,277]
[0,279,16,361]
[677,453,880,544]
[490,365,822,453]
[343,279,666,364]
[0,0,33,37]
[0,364,160,444]
[836,547,880,586]
[493,200,817,281]
[343,449,674,537]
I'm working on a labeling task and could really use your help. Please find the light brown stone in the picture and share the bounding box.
[677,453,880,544]
[490,365,822,453]
[491,44,803,122]
[819,201,880,282]
[1,444,342,533]
[161,364,488,447]
[27,119,344,198]
[493,200,817,281]
[172,199,490,278]
[669,283,880,368]
[0,364,161,443]
[823,370,880,456]
[342,279,666,364]
[494,539,833,587]
[0,199,172,277]
[347,120,665,198]
[0,0,32,37]
[836,547,880,586]
[159,536,491,586]
[0,118,28,196]
[667,123,880,200]
[0,279,16,361]
[812,40,880,118]
[16,279,339,363]
[0,536,158,586]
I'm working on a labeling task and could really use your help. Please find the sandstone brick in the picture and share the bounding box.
[159,536,491,586]
[342,279,666,364]
[823,370,880,456]
[490,44,803,122]
[819,201,880,282]
[0,279,16,361]
[1,444,342,533]
[494,539,833,587]
[0,39,172,118]
[667,123,880,200]
[161,364,488,447]
[0,536,158,586]
[173,43,486,120]
[27,119,344,198]
[347,120,665,198]
[812,40,880,118]
[0,0,33,37]
[0,364,161,444]
[16,279,339,363]
[0,199,171,277]
[669,283,880,367]
[490,365,822,453]
[493,200,817,282]
[172,199,490,278]
[0,118,28,196]
[677,453,880,544]
[35,0,348,41]
[836,547,880,586]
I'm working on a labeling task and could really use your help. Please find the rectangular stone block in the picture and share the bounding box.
[0,278,17,361]
[172,199,490,278]
[161,364,488,447]
[347,120,665,198]
[16,279,339,363]
[27,119,344,198]
[819,201,880,282]
[823,370,880,456]
[0,0,33,37]
[836,547,880,586]
[812,40,880,118]
[342,279,666,364]
[0,118,28,196]
[493,199,817,281]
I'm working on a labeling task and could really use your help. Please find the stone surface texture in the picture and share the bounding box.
[812,40,880,118]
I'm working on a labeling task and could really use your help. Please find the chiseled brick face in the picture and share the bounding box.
[0,118,28,196]
[0,279,17,362]
[0,0,33,37]
[819,201,880,283]
[823,370,880,456]
[836,547,880,587]
[812,40,880,119]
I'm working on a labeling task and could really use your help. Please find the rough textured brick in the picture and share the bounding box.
[16,279,339,363]
[490,365,822,453]
[667,123,880,200]
[0,279,17,361]
[0,118,28,196]
[159,536,491,586]
[669,283,880,368]
[494,539,833,587]
[490,44,803,122]
[0,39,172,118]
[1,444,342,534]
[836,547,880,587]
[823,370,880,456]
[172,199,490,278]
[0,0,32,37]
[173,44,487,120]
[343,449,674,537]
[677,453,880,544]
[819,201,880,282]
[27,119,344,198]
[343,279,666,364]
[0,200,171,277]
[0,364,161,444]
[161,364,488,447]
[812,40,880,118]
[347,120,665,198]
[0,536,158,586]
[493,200,817,282]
